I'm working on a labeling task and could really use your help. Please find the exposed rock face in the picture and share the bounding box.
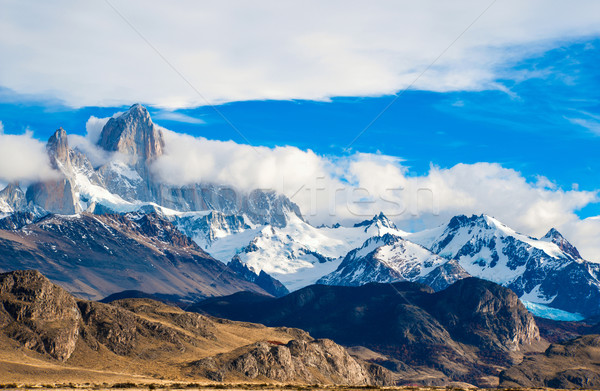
[97,104,164,201]
[194,278,541,386]
[46,127,70,168]
[500,335,600,389]
[0,270,80,361]
[26,178,79,215]
[98,104,164,164]
[191,338,392,385]
[425,278,540,352]
[0,183,27,213]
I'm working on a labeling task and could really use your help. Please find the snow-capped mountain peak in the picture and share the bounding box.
[354,212,396,229]
[318,232,468,290]
[407,213,600,316]
[541,227,582,260]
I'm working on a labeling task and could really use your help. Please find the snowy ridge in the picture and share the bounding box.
[195,212,408,291]
[407,214,600,317]
[407,214,572,285]
[318,233,468,290]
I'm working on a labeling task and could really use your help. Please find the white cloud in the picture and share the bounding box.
[1,1,600,108]
[566,115,600,135]
[68,134,112,167]
[0,126,58,183]
[85,115,111,144]
[66,115,114,167]
[152,111,205,124]
[151,130,600,260]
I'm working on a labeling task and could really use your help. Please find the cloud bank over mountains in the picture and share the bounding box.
[2,1,600,107]
[152,128,599,251]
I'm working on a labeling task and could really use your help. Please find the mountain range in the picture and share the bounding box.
[1,104,599,319]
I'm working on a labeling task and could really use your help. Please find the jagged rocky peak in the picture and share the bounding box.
[0,182,26,212]
[542,227,582,260]
[46,127,69,167]
[447,213,489,230]
[97,103,164,166]
[354,212,397,229]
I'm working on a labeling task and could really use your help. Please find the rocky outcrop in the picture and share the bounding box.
[46,128,70,169]
[500,335,600,388]
[425,278,540,352]
[542,228,582,260]
[0,270,80,361]
[191,338,392,385]
[26,177,79,215]
[97,104,164,166]
[96,104,164,201]
[26,127,103,215]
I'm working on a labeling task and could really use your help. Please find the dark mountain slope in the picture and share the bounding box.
[0,212,267,300]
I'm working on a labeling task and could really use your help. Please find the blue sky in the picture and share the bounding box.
[2,38,599,218]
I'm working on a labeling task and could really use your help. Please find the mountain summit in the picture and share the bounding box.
[354,212,398,231]
[97,103,165,168]
[541,227,582,260]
